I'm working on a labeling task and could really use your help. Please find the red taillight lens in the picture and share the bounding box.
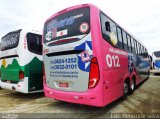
[43,62,46,84]
[19,70,24,79]
[89,57,100,88]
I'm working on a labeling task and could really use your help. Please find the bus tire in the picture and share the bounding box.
[122,79,129,100]
[129,77,135,94]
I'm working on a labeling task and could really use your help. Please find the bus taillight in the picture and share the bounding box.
[19,70,24,79]
[89,57,100,88]
[43,62,46,84]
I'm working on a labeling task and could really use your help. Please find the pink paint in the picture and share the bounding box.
[43,4,149,107]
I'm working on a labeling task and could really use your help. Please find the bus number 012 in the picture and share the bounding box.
[106,54,120,68]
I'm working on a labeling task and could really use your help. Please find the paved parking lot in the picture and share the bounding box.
[0,76,160,118]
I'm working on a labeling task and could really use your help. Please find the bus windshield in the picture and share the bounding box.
[1,29,21,51]
[154,51,160,57]
[44,7,90,46]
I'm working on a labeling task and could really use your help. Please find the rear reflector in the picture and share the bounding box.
[74,96,84,99]
[88,57,100,88]
[19,70,24,79]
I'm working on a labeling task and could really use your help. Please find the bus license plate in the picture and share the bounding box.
[59,82,69,88]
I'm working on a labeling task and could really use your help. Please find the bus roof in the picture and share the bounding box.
[44,4,96,25]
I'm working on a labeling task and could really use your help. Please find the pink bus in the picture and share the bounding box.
[43,4,150,107]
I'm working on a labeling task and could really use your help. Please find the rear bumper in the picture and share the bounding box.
[0,78,29,93]
[44,83,104,107]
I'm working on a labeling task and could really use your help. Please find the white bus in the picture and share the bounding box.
[152,51,160,71]
[0,29,43,93]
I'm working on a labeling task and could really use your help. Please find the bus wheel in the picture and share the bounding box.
[122,80,129,100]
[129,78,135,94]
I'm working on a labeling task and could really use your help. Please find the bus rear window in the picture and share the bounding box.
[1,29,21,51]
[154,51,160,57]
[27,33,42,55]
[44,7,90,46]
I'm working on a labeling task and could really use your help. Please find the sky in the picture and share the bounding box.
[0,0,160,55]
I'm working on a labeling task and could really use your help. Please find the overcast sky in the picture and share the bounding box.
[0,0,160,55]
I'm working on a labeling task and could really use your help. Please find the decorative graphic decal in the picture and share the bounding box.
[45,31,52,41]
[48,33,92,80]
[1,57,42,81]
[2,59,6,68]
[56,29,68,37]
[79,22,89,33]
[80,51,91,62]
[1,34,19,48]
[47,16,74,32]
[128,55,133,72]
[75,34,92,72]
[154,60,160,68]
[46,29,68,41]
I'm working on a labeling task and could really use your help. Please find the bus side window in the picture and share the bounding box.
[141,46,143,56]
[137,42,140,55]
[122,30,128,51]
[145,49,149,58]
[145,48,148,57]
[139,44,141,55]
[144,48,146,58]
[100,13,118,46]
[142,46,144,57]
[134,40,138,54]
[140,44,143,56]
[127,34,131,52]
[142,46,145,57]
[131,37,135,54]
[117,27,123,49]
[143,47,146,57]
[144,47,147,57]
[136,42,139,55]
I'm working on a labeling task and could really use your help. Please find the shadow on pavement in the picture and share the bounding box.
[3,91,44,100]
